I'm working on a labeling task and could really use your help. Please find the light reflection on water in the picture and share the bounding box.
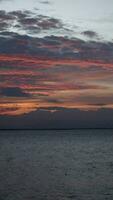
[0,129,113,200]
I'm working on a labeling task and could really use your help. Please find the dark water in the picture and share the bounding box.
[0,129,113,200]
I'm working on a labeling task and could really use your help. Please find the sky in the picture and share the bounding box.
[0,0,113,128]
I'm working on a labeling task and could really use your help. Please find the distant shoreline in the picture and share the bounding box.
[0,128,113,131]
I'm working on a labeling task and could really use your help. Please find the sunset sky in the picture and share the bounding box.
[0,0,113,128]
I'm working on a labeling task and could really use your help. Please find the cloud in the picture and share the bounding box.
[81,30,99,39]
[0,10,15,31]
[0,87,30,97]
[17,15,64,34]
[0,33,113,62]
[0,107,113,128]
[46,98,63,103]
[0,10,15,20]
[0,10,66,35]
[0,22,10,31]
[0,33,113,115]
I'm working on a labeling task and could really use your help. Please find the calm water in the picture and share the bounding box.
[0,129,113,200]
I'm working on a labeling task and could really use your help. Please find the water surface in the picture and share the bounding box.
[0,129,113,200]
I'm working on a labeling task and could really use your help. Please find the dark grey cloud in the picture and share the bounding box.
[81,30,99,39]
[18,15,64,34]
[0,33,113,63]
[9,10,32,18]
[0,10,15,31]
[0,10,15,20]
[0,10,65,35]
[0,22,10,31]
[0,87,30,97]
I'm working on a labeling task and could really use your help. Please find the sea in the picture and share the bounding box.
[0,129,113,200]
